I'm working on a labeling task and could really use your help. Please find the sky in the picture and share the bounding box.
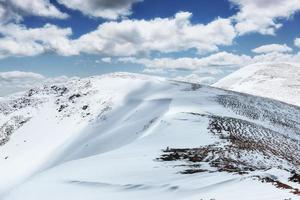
[1,0,300,94]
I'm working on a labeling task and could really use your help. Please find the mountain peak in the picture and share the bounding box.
[214,62,300,107]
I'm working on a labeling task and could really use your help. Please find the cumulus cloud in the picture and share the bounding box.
[0,0,68,23]
[133,51,300,84]
[0,71,44,80]
[101,57,112,63]
[230,0,300,35]
[295,38,300,48]
[0,71,44,96]
[0,71,71,96]
[0,23,76,58]
[57,0,141,20]
[142,68,168,75]
[174,74,216,85]
[74,12,236,56]
[118,50,300,77]
[252,44,293,54]
[119,52,252,70]
[252,51,300,63]
[0,12,236,58]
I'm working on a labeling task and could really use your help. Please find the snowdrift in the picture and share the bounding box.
[0,72,299,200]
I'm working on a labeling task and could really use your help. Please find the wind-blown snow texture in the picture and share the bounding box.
[214,62,300,107]
[0,72,299,200]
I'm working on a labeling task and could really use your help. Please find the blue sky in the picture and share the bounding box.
[0,0,300,83]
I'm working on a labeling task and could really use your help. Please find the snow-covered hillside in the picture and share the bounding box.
[0,73,300,200]
[213,62,300,107]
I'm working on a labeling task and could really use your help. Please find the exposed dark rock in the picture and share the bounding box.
[259,176,300,196]
[51,85,68,96]
[69,94,81,102]
[0,116,31,146]
[58,104,68,112]
[289,172,300,184]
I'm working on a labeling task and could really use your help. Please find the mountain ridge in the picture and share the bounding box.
[213,62,300,107]
[0,72,299,200]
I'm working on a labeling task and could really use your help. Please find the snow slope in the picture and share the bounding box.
[0,73,300,200]
[213,62,300,107]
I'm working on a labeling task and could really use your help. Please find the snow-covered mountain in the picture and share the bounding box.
[0,73,300,200]
[214,62,300,107]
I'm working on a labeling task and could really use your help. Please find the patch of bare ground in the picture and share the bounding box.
[289,172,300,184]
[215,94,300,132]
[158,143,300,195]
[157,109,300,195]
[0,116,30,146]
[258,176,300,196]
[158,145,267,175]
[208,115,300,167]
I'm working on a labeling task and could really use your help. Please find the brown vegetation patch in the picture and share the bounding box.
[158,145,267,175]
[208,115,300,166]
[260,176,300,196]
[289,172,300,184]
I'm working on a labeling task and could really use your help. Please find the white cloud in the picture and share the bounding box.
[174,74,216,85]
[101,57,112,63]
[136,51,300,85]
[0,71,71,96]
[0,23,76,58]
[119,50,300,77]
[252,44,293,54]
[119,52,252,70]
[252,51,300,63]
[74,12,236,56]
[142,68,168,75]
[230,0,300,35]
[295,38,300,48]
[57,0,141,20]
[0,0,68,23]
[0,71,44,96]
[0,12,236,59]
[0,71,44,80]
